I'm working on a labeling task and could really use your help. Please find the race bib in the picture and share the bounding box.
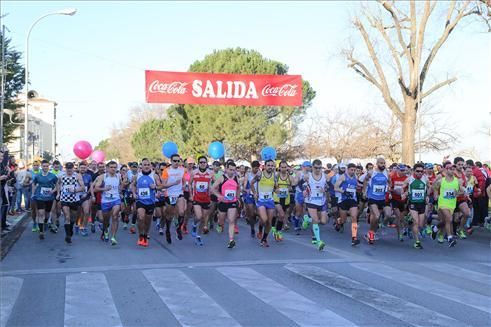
[196,181,208,193]
[40,187,52,196]
[138,188,150,199]
[346,187,356,195]
[62,185,74,195]
[278,188,288,198]
[394,185,403,194]
[311,191,324,200]
[411,190,424,200]
[104,193,115,200]
[373,185,385,194]
[259,192,272,200]
[443,189,456,199]
[225,190,236,201]
[169,196,177,205]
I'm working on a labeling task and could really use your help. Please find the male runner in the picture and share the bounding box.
[251,159,276,247]
[31,160,57,240]
[190,156,212,246]
[161,154,186,241]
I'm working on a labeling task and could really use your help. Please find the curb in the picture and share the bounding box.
[1,212,30,261]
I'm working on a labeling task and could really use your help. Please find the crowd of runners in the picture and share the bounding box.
[14,153,491,250]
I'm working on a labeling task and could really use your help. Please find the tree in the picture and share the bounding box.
[95,104,168,163]
[302,107,457,163]
[134,48,316,161]
[1,30,25,144]
[344,0,490,164]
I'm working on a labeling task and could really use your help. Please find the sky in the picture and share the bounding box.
[2,0,490,163]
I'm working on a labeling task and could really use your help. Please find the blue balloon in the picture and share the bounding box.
[162,142,178,158]
[261,146,277,161]
[208,141,225,159]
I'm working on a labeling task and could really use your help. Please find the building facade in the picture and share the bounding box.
[7,95,57,163]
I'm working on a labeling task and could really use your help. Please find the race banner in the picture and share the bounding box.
[145,71,303,106]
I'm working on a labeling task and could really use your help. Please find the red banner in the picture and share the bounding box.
[145,71,303,106]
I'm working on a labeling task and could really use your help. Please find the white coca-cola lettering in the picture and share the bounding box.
[192,80,259,99]
[149,80,188,94]
[261,84,298,97]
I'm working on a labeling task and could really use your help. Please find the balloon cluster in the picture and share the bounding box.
[73,141,105,163]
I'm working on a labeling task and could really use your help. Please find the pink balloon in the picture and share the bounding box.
[73,141,93,160]
[91,150,106,163]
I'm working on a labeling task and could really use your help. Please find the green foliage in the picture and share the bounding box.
[1,31,25,144]
[94,138,121,160]
[133,48,316,161]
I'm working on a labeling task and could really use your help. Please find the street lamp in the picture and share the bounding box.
[23,8,77,162]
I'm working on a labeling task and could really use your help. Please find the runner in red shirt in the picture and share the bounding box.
[190,156,213,246]
[389,164,408,241]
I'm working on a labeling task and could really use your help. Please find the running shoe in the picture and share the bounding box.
[159,228,164,235]
[398,233,404,242]
[260,240,269,247]
[271,226,277,238]
[191,224,197,237]
[90,223,96,233]
[137,236,144,246]
[195,236,204,246]
[176,228,183,240]
[111,237,118,246]
[364,231,375,245]
[142,237,148,247]
[165,230,172,244]
[351,238,360,246]
[74,225,80,235]
[413,241,423,249]
[104,231,109,242]
[458,230,467,239]
[234,224,239,234]
[302,217,310,230]
[283,224,290,232]
[181,224,188,235]
[250,228,255,238]
[402,228,408,236]
[155,221,160,231]
[203,226,209,234]
[216,224,223,234]
[437,232,444,243]
[311,236,318,245]
[256,230,263,240]
[448,237,457,247]
[227,239,236,249]
[317,240,325,251]
[129,225,136,234]
[49,224,58,233]
[80,228,89,237]
[32,223,39,232]
[123,223,128,230]
[275,231,283,241]
[424,225,432,235]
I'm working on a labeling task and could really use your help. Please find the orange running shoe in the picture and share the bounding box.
[137,236,144,246]
[256,231,263,240]
[143,237,149,247]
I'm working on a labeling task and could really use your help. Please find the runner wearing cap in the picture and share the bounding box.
[296,161,312,232]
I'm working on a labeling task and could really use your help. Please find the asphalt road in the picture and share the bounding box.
[1,217,490,327]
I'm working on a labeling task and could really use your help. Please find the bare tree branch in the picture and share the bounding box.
[422,77,458,99]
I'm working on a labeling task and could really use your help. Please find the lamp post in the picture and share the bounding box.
[24,8,77,162]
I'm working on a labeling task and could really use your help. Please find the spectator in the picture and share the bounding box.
[1,148,14,231]
[15,161,30,213]
[7,163,17,215]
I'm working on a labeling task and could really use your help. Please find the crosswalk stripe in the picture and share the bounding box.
[217,267,357,326]
[285,264,468,327]
[418,262,491,286]
[142,269,240,327]
[352,263,491,313]
[65,273,122,327]
[0,277,23,327]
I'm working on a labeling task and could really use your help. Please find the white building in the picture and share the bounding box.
[7,94,57,163]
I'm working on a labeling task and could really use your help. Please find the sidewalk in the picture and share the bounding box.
[1,211,30,260]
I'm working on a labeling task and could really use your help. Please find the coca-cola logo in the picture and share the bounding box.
[261,84,298,97]
[149,80,188,94]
